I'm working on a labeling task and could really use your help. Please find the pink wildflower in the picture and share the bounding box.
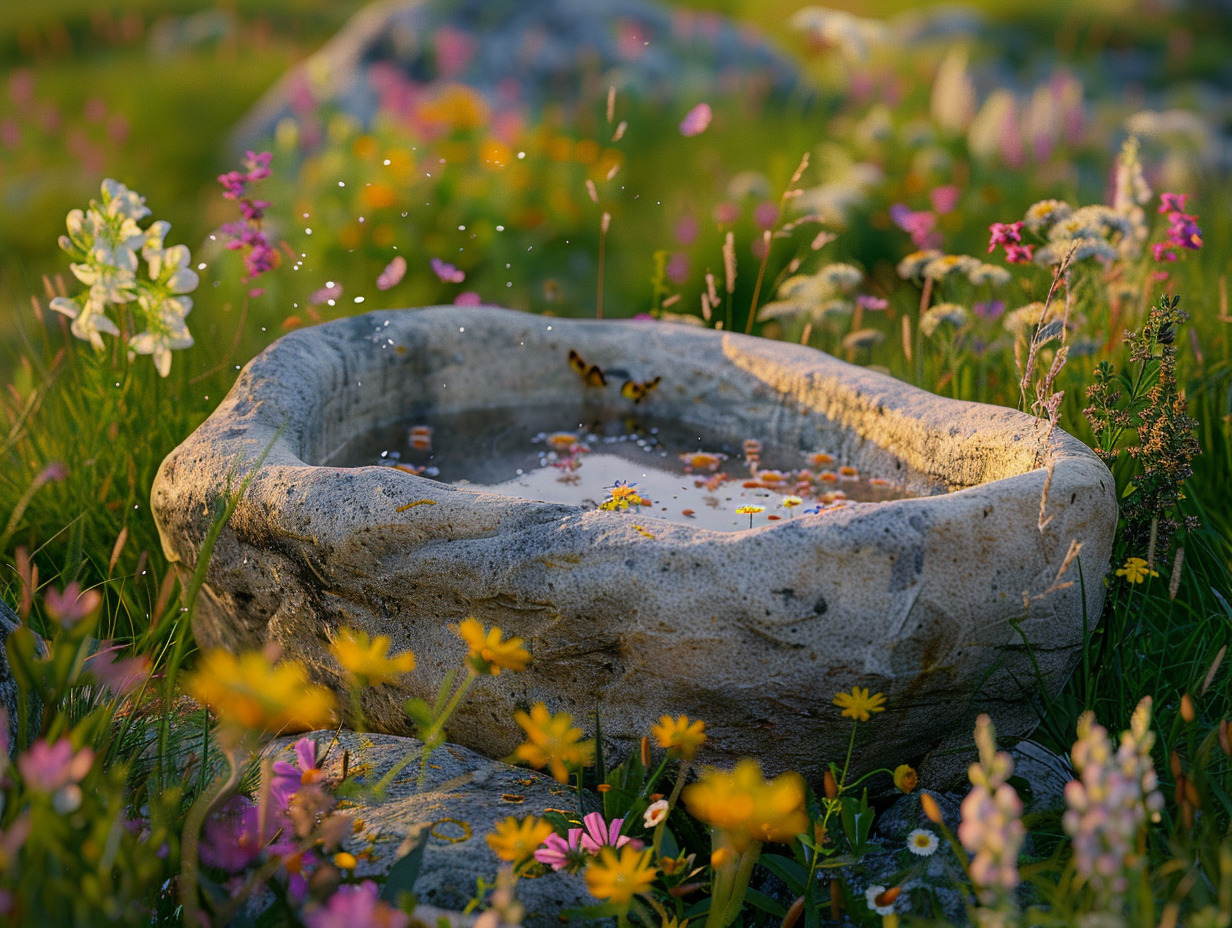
[957,715,1024,905]
[890,204,940,249]
[987,221,1023,252]
[218,151,275,290]
[43,582,101,628]
[579,812,639,854]
[1158,192,1188,214]
[271,737,325,809]
[454,291,482,306]
[376,255,407,290]
[534,828,589,872]
[87,642,152,697]
[930,185,961,214]
[430,257,465,284]
[308,282,343,304]
[856,295,888,311]
[1004,243,1035,264]
[18,738,94,812]
[304,880,408,928]
[679,102,712,137]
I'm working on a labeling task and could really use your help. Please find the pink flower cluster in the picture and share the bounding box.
[533,812,641,872]
[890,203,941,250]
[1151,192,1202,262]
[17,737,94,813]
[1062,697,1163,906]
[958,715,1025,905]
[218,150,277,294]
[987,221,1033,264]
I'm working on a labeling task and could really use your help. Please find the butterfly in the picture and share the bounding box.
[568,349,607,387]
[620,376,662,404]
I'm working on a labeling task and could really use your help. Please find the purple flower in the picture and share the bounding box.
[973,299,1006,321]
[200,798,266,872]
[856,295,888,311]
[430,257,465,284]
[674,214,699,245]
[754,201,779,230]
[44,582,101,628]
[890,204,940,249]
[679,102,712,137]
[1158,192,1188,214]
[376,256,406,291]
[666,252,690,285]
[271,737,324,809]
[304,881,409,928]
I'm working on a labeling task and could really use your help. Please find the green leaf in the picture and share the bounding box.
[379,825,430,905]
[744,887,787,916]
[759,852,808,893]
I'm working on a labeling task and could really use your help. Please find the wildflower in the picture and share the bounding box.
[43,582,101,628]
[186,647,337,737]
[1063,697,1163,906]
[890,204,940,250]
[1115,557,1158,584]
[512,703,594,783]
[987,221,1023,251]
[682,758,808,852]
[1004,243,1035,264]
[833,686,886,722]
[906,828,939,856]
[958,715,1025,903]
[330,627,415,685]
[679,103,712,137]
[865,884,896,915]
[1024,198,1073,234]
[376,255,406,290]
[968,263,1011,287]
[893,764,917,793]
[535,828,589,872]
[735,504,765,528]
[856,294,888,311]
[333,852,357,870]
[680,451,725,472]
[0,817,31,870]
[643,799,670,829]
[896,249,942,279]
[579,812,637,854]
[781,495,804,512]
[817,263,865,292]
[431,257,465,283]
[652,714,707,759]
[217,151,276,292]
[303,880,409,928]
[456,617,530,675]
[18,738,94,812]
[271,737,325,808]
[585,845,657,906]
[86,642,152,697]
[486,815,555,865]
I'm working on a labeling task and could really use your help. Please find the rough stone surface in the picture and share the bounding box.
[231,0,804,148]
[152,305,1117,786]
[265,731,601,926]
[0,601,24,752]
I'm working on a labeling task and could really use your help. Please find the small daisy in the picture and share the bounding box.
[865,884,896,915]
[906,827,939,856]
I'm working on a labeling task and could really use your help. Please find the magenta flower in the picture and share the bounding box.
[218,151,275,291]
[679,102,712,137]
[376,255,406,291]
[987,221,1023,253]
[534,828,588,872]
[271,737,324,809]
[1004,243,1035,264]
[454,291,482,306]
[200,797,266,872]
[930,185,961,214]
[890,204,940,249]
[856,295,888,311]
[1158,192,1188,214]
[304,881,409,928]
[430,257,465,284]
[754,201,779,230]
[579,812,638,854]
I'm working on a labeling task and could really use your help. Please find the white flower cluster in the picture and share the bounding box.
[758,263,865,324]
[1062,696,1164,907]
[50,179,198,377]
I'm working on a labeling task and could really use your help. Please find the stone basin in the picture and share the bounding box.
[151,305,1117,784]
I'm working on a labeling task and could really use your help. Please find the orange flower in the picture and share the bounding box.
[651,715,707,759]
[455,617,530,675]
[682,759,808,852]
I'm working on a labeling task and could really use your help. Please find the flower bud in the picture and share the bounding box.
[641,735,652,768]
[823,769,839,799]
[920,792,944,825]
[875,886,901,907]
[1180,693,1195,724]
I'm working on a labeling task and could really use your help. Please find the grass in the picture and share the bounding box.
[0,0,1230,924]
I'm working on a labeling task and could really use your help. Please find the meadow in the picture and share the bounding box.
[1,0,1231,925]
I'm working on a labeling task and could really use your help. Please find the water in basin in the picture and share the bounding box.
[329,404,917,531]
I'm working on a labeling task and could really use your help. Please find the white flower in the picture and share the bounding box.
[865,884,895,916]
[643,799,669,829]
[70,296,121,351]
[968,263,1011,287]
[130,314,193,378]
[923,254,980,281]
[49,296,80,320]
[789,7,888,63]
[920,303,969,337]
[896,249,942,279]
[906,828,939,856]
[100,178,150,222]
[818,262,864,292]
[70,260,137,304]
[1024,199,1073,234]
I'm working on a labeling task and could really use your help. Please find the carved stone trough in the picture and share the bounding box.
[152,306,1117,783]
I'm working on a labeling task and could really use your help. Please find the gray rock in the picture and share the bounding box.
[266,731,602,926]
[151,305,1117,787]
[231,0,805,148]
[0,600,35,753]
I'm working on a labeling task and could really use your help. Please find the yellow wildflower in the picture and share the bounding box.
[512,703,595,783]
[682,759,808,852]
[833,686,886,722]
[186,648,336,736]
[485,815,554,864]
[734,505,765,515]
[456,617,530,675]
[893,764,918,794]
[585,845,656,906]
[330,628,415,685]
[651,715,707,760]
[1116,557,1158,584]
